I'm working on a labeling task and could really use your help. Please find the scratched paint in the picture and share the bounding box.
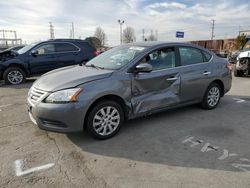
[15,159,54,177]
[181,136,250,172]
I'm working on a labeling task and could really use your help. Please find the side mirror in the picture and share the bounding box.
[135,63,153,73]
[31,50,38,57]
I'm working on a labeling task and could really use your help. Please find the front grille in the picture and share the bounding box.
[29,87,47,104]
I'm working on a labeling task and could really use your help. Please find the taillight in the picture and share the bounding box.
[226,63,233,71]
[93,50,99,56]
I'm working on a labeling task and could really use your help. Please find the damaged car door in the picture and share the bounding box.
[131,47,181,114]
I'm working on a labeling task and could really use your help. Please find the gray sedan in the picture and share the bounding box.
[27,42,232,139]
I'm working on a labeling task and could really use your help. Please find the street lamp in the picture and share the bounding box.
[118,19,125,45]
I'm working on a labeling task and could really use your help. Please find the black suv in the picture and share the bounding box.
[0,39,98,84]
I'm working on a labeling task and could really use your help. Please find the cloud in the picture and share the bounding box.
[147,2,187,10]
[0,0,249,45]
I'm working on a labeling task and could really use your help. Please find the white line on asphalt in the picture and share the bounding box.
[233,98,246,103]
[0,104,12,108]
[15,159,54,177]
[0,104,12,112]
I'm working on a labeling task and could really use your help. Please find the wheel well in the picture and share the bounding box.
[7,64,28,75]
[211,79,224,96]
[83,94,128,130]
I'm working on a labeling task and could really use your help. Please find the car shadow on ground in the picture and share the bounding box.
[67,95,250,172]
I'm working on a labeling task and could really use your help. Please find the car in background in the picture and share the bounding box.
[230,40,250,77]
[0,39,98,84]
[27,42,232,139]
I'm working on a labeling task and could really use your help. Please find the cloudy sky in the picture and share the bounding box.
[0,0,250,46]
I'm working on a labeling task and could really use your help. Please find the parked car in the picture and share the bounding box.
[27,42,232,139]
[0,39,98,84]
[232,40,250,77]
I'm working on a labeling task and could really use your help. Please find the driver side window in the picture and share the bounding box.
[35,44,55,55]
[140,47,175,71]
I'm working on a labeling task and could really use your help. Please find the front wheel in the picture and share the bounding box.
[201,83,222,110]
[3,67,26,85]
[86,100,124,139]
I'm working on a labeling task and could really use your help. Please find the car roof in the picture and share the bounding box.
[127,41,194,47]
[47,39,87,43]
[123,41,211,53]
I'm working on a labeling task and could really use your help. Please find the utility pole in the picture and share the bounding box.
[71,22,75,39]
[49,22,55,39]
[118,19,125,45]
[211,19,215,40]
[142,29,145,41]
[155,30,158,41]
[2,29,5,39]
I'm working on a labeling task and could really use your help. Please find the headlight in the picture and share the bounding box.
[45,88,83,103]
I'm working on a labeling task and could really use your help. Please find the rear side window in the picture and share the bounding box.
[179,47,203,66]
[55,43,79,52]
[203,51,212,62]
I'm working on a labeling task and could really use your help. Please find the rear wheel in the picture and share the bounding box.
[3,67,26,85]
[201,83,222,110]
[86,100,124,139]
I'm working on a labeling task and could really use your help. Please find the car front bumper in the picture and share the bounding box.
[27,98,88,133]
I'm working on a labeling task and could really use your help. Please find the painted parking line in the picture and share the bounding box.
[181,136,250,172]
[0,104,12,112]
[232,98,246,103]
[15,159,54,177]
[0,104,12,108]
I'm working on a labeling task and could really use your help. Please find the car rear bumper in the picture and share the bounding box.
[27,99,87,133]
[223,73,232,94]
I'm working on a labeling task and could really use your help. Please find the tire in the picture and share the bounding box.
[3,67,26,85]
[86,100,124,139]
[201,83,222,110]
[233,64,243,77]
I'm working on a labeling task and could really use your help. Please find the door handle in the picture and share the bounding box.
[203,71,211,76]
[166,77,178,81]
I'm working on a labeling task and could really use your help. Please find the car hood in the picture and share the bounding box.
[238,50,250,59]
[33,65,113,92]
[0,50,18,61]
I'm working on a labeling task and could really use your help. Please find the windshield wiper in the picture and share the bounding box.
[85,64,105,69]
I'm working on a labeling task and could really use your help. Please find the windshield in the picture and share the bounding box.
[243,40,250,51]
[17,42,38,54]
[86,45,145,70]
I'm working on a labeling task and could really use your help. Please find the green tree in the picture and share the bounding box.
[234,34,247,50]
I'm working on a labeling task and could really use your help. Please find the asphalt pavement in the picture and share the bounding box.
[0,76,250,188]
